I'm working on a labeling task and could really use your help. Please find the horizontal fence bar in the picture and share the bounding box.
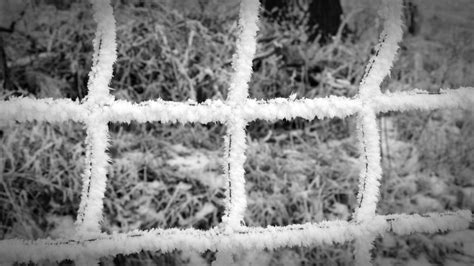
[1,88,472,124]
[0,210,469,264]
[105,99,232,123]
[372,87,474,113]
[384,210,472,235]
[243,96,360,121]
[0,97,86,123]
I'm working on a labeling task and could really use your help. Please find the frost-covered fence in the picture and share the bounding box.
[0,0,473,265]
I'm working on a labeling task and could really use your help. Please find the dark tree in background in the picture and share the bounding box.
[306,0,343,43]
[260,0,344,44]
[403,0,421,35]
[260,0,288,19]
[260,0,421,44]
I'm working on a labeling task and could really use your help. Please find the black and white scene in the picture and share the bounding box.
[0,0,473,265]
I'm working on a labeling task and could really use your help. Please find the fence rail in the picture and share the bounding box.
[0,211,470,263]
[0,0,472,265]
[2,88,473,123]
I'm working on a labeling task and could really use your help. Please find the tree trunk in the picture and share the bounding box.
[260,0,344,44]
[307,0,343,44]
[0,35,13,90]
[260,0,295,23]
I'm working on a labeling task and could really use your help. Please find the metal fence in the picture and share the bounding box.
[0,0,472,265]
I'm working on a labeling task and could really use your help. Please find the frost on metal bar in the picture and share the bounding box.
[221,0,260,232]
[355,0,404,221]
[1,89,474,124]
[75,0,117,237]
[353,0,404,263]
[372,87,474,112]
[0,98,85,122]
[383,210,472,235]
[358,0,403,100]
[0,211,469,264]
[0,0,473,265]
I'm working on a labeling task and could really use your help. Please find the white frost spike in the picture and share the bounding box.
[289,93,297,101]
[227,0,260,102]
[222,117,248,231]
[86,0,117,105]
[353,0,403,264]
[222,0,260,231]
[2,89,473,124]
[354,106,383,221]
[75,0,116,238]
[76,118,111,235]
[355,0,404,223]
[359,0,403,99]
[0,0,472,264]
[1,211,469,264]
[76,131,93,225]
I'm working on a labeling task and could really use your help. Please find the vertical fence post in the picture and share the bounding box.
[0,0,471,264]
[354,0,403,264]
[75,0,116,238]
[222,0,260,232]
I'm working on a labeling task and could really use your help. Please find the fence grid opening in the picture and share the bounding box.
[0,0,472,265]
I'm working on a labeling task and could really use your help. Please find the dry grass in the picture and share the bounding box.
[0,0,473,265]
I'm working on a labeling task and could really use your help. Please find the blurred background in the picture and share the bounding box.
[0,0,473,265]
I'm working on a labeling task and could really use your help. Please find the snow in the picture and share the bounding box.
[0,0,472,264]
